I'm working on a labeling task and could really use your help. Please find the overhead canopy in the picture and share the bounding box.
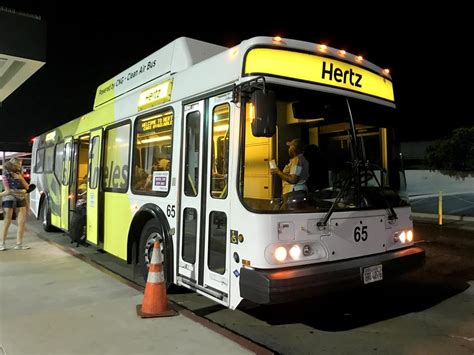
[0,7,46,105]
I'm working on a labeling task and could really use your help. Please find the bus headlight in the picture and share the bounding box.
[289,245,301,260]
[274,246,287,262]
[393,230,413,244]
[398,231,406,243]
[266,242,327,264]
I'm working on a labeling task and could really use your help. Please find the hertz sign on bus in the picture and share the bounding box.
[244,48,394,103]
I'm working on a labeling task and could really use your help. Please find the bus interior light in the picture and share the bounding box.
[407,230,413,242]
[248,102,255,122]
[140,135,171,144]
[213,124,229,132]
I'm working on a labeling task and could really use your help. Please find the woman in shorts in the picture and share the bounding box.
[0,158,30,250]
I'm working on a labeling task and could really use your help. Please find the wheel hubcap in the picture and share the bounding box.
[144,232,164,268]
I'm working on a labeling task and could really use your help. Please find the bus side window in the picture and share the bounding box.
[62,143,71,185]
[54,142,64,182]
[35,148,44,173]
[89,136,100,189]
[132,109,174,195]
[44,146,55,173]
[103,123,130,192]
[210,104,230,199]
[184,111,200,197]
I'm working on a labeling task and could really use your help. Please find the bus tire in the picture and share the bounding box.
[70,205,87,244]
[138,219,173,290]
[40,198,54,232]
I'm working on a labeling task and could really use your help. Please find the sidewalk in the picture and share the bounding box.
[410,192,474,221]
[0,223,256,355]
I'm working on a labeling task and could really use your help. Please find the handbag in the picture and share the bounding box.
[10,189,27,200]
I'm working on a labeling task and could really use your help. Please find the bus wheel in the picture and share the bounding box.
[70,205,87,244]
[40,198,54,232]
[138,219,172,289]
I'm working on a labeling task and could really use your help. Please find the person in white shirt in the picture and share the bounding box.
[270,138,309,196]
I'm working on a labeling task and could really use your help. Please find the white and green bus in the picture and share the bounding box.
[30,36,424,309]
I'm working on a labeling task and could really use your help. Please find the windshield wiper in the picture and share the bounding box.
[363,161,398,221]
[317,160,398,228]
[317,160,361,228]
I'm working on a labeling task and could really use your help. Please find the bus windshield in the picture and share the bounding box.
[240,87,409,213]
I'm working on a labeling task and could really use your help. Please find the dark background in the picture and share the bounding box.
[0,2,470,145]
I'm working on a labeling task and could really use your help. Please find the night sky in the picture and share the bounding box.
[0,2,470,146]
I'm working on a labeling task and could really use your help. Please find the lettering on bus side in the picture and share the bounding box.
[102,161,129,189]
[321,62,362,88]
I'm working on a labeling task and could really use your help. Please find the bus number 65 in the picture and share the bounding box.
[167,204,176,218]
[354,225,368,242]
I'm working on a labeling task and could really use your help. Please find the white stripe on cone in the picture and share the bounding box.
[147,271,165,284]
[151,247,163,264]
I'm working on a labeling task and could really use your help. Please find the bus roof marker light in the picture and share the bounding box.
[272,36,283,44]
[338,50,346,56]
[356,55,364,62]
[319,44,327,52]
[383,68,390,75]
[230,47,238,57]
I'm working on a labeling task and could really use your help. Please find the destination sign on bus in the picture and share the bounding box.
[138,80,173,111]
[140,113,173,132]
[244,48,394,102]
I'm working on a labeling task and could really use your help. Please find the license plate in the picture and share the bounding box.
[362,264,383,284]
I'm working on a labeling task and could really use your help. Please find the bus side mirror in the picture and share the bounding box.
[251,90,276,137]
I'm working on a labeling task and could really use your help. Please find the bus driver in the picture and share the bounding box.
[270,138,309,196]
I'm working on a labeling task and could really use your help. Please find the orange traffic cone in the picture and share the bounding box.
[137,241,178,318]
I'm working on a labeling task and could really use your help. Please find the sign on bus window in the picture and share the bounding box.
[132,110,174,195]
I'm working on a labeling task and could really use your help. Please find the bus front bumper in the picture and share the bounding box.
[239,246,425,304]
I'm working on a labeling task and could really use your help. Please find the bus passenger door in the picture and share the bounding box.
[202,95,232,304]
[87,129,103,245]
[178,101,205,286]
[60,137,73,230]
[178,94,232,306]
